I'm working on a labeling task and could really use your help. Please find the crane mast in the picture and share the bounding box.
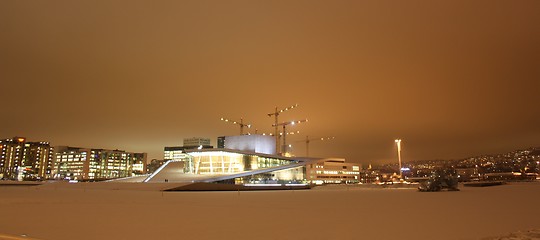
[273,119,307,155]
[268,104,298,154]
[299,136,335,157]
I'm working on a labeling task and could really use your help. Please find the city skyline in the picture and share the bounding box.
[1,1,539,164]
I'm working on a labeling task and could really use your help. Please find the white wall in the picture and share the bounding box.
[224,135,276,155]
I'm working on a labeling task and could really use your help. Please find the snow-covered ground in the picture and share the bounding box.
[483,229,540,240]
[1,182,539,240]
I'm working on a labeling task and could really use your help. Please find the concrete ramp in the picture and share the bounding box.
[36,181,191,191]
[164,182,312,191]
[106,175,149,182]
[144,161,186,182]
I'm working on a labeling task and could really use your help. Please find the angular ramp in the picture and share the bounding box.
[164,182,311,191]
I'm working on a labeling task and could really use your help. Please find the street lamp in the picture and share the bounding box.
[395,139,402,178]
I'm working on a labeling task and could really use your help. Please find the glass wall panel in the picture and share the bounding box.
[235,166,306,184]
[185,151,298,175]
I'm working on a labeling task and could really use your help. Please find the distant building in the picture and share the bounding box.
[217,134,276,155]
[217,136,225,149]
[164,137,213,161]
[53,146,147,180]
[146,159,167,174]
[456,168,480,182]
[183,137,211,148]
[305,159,361,184]
[483,172,537,181]
[164,146,191,161]
[0,137,53,180]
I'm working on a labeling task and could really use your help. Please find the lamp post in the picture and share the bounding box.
[395,139,402,178]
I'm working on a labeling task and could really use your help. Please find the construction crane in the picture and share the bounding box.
[220,117,252,135]
[268,104,298,154]
[272,119,307,155]
[261,130,300,136]
[296,136,335,157]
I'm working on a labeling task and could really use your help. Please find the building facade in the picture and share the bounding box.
[183,137,211,148]
[305,159,361,184]
[53,146,147,180]
[0,137,53,180]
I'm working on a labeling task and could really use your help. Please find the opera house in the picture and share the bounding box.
[139,135,357,190]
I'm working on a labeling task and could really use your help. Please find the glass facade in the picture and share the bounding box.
[233,166,306,185]
[185,151,298,175]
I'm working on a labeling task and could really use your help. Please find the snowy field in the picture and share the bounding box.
[1,182,540,240]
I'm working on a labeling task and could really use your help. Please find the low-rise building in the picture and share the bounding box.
[53,146,147,180]
[305,159,361,184]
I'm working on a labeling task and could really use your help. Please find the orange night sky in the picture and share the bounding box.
[1,0,539,164]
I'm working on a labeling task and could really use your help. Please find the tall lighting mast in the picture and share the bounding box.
[395,139,402,178]
[268,104,298,154]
